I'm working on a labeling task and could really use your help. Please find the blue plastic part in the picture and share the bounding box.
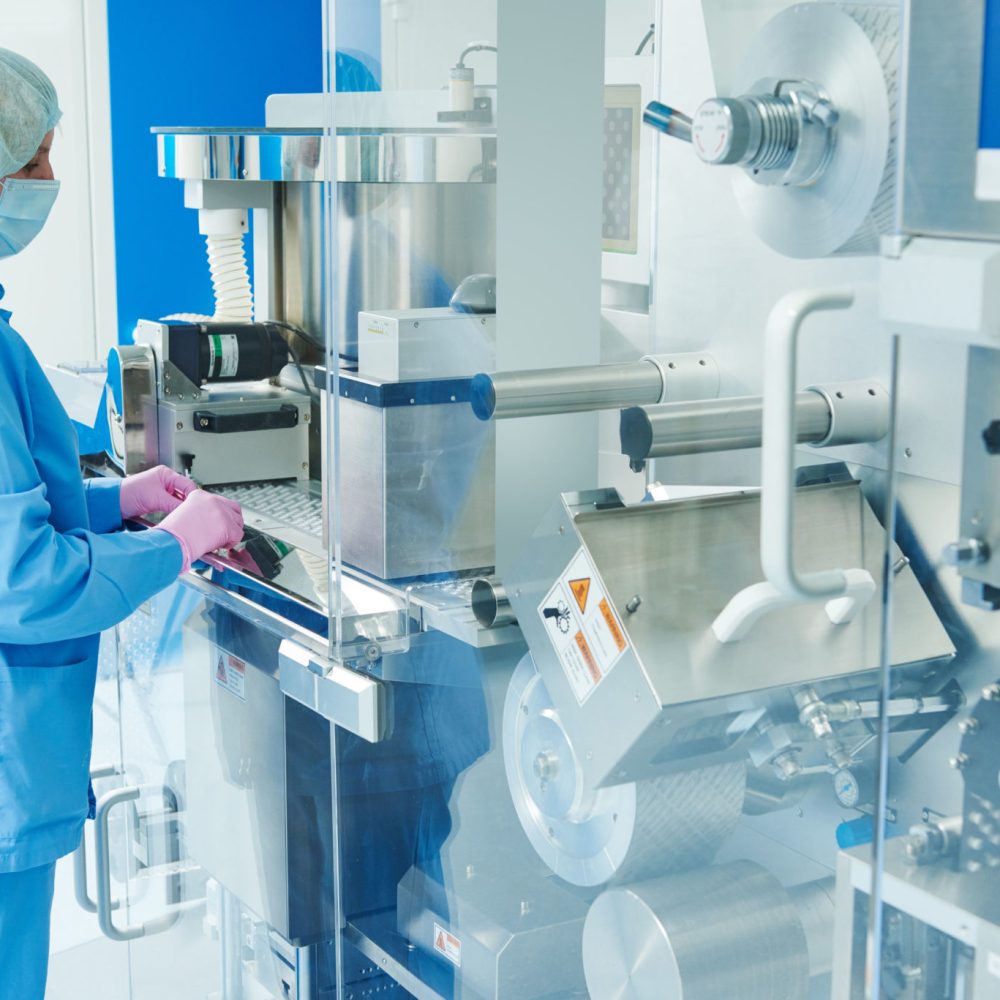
[836,814,901,849]
[837,815,875,848]
[469,372,496,420]
[983,0,1000,149]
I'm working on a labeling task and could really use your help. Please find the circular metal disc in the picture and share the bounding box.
[503,654,637,887]
[503,655,746,887]
[732,3,895,257]
[583,887,683,1000]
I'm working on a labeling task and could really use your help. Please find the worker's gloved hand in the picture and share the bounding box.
[120,465,196,519]
[153,489,244,573]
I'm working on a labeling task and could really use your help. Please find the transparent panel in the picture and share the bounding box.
[869,332,998,1000]
[117,580,344,999]
[112,586,224,998]
[313,2,942,1000]
[67,1,974,997]
[46,630,132,999]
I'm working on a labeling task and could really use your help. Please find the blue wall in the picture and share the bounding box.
[107,1,324,343]
[983,0,1000,148]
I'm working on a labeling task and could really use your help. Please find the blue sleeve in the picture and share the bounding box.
[82,478,123,534]
[0,406,183,645]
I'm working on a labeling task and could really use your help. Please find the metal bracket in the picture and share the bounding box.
[278,639,384,743]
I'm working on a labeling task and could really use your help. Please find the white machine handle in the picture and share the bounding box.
[713,287,876,643]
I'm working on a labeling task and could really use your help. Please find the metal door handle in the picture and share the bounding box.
[94,785,181,941]
[713,287,876,642]
[73,764,122,914]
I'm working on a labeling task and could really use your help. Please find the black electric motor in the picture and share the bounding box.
[166,323,290,384]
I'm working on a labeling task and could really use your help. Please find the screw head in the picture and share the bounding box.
[959,718,981,736]
[950,753,970,770]
[943,538,990,566]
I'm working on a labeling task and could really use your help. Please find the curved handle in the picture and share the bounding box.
[761,286,857,600]
[73,764,122,915]
[94,785,181,942]
[713,570,877,644]
[711,287,877,643]
[73,836,98,914]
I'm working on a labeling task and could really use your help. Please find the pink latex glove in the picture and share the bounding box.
[153,489,244,573]
[120,465,197,519]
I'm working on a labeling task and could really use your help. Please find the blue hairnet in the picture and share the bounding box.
[0,48,61,178]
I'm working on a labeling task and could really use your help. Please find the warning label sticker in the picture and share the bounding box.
[538,548,629,705]
[433,922,462,967]
[214,653,247,702]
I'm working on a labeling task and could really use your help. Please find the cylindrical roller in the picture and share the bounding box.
[583,862,811,1000]
[471,361,663,420]
[620,391,831,468]
[788,877,836,978]
[503,655,745,886]
[471,578,516,629]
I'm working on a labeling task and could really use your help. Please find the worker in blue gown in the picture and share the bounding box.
[0,49,245,1000]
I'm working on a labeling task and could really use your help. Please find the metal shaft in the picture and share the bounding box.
[471,578,516,629]
[643,101,693,142]
[470,361,663,420]
[620,391,831,468]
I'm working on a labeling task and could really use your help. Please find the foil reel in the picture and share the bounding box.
[732,3,899,257]
[583,862,813,1000]
[502,653,745,887]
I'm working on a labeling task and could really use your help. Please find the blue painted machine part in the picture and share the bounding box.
[836,814,899,849]
[983,0,1000,148]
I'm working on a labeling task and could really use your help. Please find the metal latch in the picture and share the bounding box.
[278,639,384,743]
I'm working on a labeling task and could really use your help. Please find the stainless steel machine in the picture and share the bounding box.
[61,2,1000,999]
[107,319,313,486]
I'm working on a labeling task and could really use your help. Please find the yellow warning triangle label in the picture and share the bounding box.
[569,578,591,613]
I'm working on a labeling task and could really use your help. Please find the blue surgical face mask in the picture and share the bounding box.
[0,178,59,259]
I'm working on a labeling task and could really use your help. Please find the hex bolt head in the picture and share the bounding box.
[949,753,970,770]
[958,718,980,736]
[943,539,990,566]
[983,684,1000,701]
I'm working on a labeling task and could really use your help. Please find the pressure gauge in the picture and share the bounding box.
[833,768,861,809]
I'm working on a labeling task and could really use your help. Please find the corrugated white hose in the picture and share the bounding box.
[207,233,253,321]
[162,209,253,324]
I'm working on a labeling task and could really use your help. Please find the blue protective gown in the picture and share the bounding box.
[0,298,182,875]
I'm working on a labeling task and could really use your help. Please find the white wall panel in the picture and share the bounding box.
[0,0,116,368]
